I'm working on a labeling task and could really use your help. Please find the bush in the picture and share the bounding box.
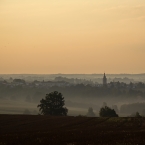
[99,106,118,117]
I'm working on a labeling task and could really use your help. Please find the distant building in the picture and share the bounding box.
[103,73,107,86]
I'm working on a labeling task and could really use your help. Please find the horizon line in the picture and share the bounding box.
[0,73,145,75]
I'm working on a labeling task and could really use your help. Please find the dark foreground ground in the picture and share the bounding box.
[0,115,145,145]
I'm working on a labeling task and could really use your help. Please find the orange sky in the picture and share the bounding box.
[0,0,145,74]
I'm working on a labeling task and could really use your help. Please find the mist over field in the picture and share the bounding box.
[1,74,145,117]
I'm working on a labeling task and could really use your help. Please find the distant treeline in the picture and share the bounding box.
[1,73,145,82]
[0,82,145,102]
[1,80,145,116]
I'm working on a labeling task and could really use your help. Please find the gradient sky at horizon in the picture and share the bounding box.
[0,0,145,74]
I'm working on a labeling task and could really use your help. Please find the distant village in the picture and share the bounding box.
[0,73,144,89]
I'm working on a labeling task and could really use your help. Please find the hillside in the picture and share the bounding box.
[0,115,145,145]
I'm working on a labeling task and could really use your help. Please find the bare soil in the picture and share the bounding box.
[0,115,145,145]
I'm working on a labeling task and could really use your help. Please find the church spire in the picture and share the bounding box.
[103,73,107,86]
[103,71,106,77]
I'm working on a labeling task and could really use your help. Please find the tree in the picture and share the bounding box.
[86,107,96,117]
[99,106,118,117]
[37,91,68,116]
[135,112,141,117]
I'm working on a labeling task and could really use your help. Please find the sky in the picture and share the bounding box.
[0,0,145,74]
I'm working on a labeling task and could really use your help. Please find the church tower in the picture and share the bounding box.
[103,73,107,86]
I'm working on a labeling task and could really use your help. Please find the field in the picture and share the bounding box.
[0,99,88,116]
[0,115,145,145]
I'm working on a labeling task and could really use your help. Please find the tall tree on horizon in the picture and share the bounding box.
[37,91,68,116]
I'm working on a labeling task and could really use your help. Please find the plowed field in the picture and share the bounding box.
[0,115,145,145]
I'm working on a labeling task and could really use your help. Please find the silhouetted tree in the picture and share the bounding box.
[37,91,68,116]
[99,106,118,117]
[86,107,96,117]
[135,112,141,117]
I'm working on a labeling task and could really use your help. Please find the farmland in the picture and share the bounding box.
[0,115,145,145]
